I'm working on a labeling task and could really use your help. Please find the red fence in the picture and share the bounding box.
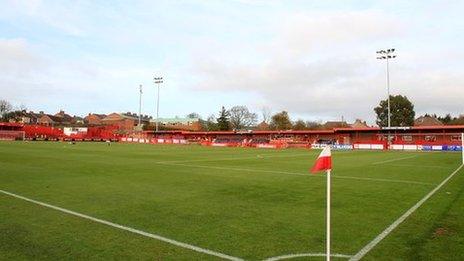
[23,125,64,140]
[20,125,119,141]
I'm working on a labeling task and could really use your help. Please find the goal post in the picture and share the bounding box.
[0,130,26,141]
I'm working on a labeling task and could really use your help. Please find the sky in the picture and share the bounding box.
[1,0,463,124]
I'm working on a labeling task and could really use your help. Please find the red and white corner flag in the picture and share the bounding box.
[311,146,332,173]
[310,145,333,261]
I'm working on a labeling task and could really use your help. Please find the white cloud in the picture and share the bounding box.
[1,1,463,121]
[0,38,147,114]
[190,10,401,121]
[1,0,87,36]
[191,8,464,123]
[0,38,44,76]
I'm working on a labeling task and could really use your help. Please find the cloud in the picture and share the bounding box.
[0,38,130,112]
[191,8,464,122]
[190,10,403,121]
[274,10,402,56]
[0,38,44,76]
[1,1,463,121]
[1,0,87,36]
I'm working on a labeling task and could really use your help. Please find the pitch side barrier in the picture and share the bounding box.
[120,138,289,149]
[390,144,462,151]
[119,139,463,152]
[312,144,354,150]
[311,143,463,152]
[120,137,189,145]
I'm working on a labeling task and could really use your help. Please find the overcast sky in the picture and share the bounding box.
[1,0,463,124]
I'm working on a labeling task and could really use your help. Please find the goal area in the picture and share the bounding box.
[0,131,25,141]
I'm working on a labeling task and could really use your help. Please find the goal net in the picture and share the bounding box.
[0,131,26,141]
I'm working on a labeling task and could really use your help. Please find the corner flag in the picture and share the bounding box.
[311,146,332,173]
[310,145,333,261]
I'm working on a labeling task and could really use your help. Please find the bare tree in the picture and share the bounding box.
[229,106,258,130]
[0,99,12,119]
[205,114,218,131]
[306,121,322,130]
[261,107,272,124]
[186,112,201,119]
[17,104,27,111]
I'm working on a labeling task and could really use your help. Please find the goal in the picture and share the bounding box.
[0,130,26,141]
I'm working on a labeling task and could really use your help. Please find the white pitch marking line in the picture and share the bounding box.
[332,175,433,186]
[263,252,352,260]
[349,164,464,261]
[157,162,433,186]
[371,155,418,165]
[0,189,243,261]
[156,153,314,164]
[389,164,450,169]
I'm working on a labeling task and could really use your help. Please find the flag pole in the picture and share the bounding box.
[461,133,464,165]
[326,169,331,261]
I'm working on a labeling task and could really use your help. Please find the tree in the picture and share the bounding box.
[229,105,257,130]
[261,107,272,124]
[204,114,218,131]
[216,106,231,131]
[374,95,415,127]
[18,104,27,111]
[186,112,201,119]
[293,119,307,130]
[449,115,464,125]
[306,121,322,130]
[438,114,453,124]
[0,99,12,120]
[270,111,292,130]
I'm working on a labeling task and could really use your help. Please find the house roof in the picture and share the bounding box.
[85,113,107,120]
[323,121,349,129]
[414,116,443,126]
[40,114,64,123]
[350,119,369,128]
[121,112,151,121]
[54,110,73,121]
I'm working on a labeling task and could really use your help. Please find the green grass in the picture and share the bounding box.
[0,141,463,260]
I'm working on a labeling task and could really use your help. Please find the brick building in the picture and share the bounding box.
[84,113,107,125]
[37,113,64,126]
[101,112,150,131]
[150,117,202,131]
[414,115,443,126]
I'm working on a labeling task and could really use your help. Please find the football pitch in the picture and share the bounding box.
[1,142,463,260]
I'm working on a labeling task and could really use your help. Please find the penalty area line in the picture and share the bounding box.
[349,164,464,261]
[156,153,314,164]
[0,189,243,261]
[263,252,352,260]
[157,162,433,186]
[371,155,418,165]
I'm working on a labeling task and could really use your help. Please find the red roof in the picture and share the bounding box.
[334,127,380,132]
[145,125,464,135]
[411,125,464,130]
[0,122,23,127]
